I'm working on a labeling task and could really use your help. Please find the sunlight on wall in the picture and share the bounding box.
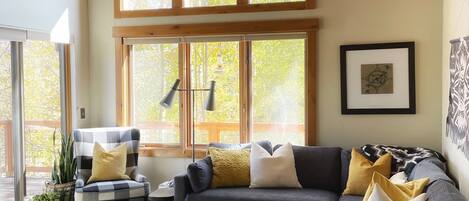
[50,9,70,44]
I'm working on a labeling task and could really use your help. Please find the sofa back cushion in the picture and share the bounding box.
[209,140,272,154]
[187,157,213,193]
[274,145,342,192]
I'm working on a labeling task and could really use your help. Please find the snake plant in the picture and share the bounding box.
[51,130,76,184]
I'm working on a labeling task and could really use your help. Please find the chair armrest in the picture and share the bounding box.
[135,174,148,182]
[75,178,85,188]
[174,174,192,201]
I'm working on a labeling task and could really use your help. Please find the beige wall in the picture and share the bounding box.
[442,0,469,198]
[87,0,443,189]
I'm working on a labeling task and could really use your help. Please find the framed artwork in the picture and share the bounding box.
[340,42,415,114]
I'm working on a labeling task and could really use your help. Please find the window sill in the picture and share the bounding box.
[139,146,208,158]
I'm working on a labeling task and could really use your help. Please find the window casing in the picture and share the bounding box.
[114,19,318,157]
[114,0,315,18]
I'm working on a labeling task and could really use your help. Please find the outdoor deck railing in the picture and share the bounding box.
[0,120,60,177]
[1,120,303,177]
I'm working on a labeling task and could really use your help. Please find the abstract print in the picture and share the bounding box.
[446,36,469,160]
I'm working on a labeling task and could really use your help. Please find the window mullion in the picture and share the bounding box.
[240,41,251,143]
[237,0,248,5]
[183,43,193,152]
[173,0,183,8]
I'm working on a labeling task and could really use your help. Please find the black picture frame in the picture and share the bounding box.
[340,42,416,115]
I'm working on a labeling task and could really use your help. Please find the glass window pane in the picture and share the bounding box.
[190,42,240,144]
[250,0,303,4]
[122,0,171,10]
[23,40,62,198]
[0,40,13,201]
[132,44,180,144]
[184,0,236,8]
[251,39,305,145]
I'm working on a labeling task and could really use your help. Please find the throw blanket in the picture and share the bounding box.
[361,144,445,175]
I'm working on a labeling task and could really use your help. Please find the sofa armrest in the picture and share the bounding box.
[174,174,192,201]
[135,174,148,183]
[75,178,85,188]
[426,180,466,201]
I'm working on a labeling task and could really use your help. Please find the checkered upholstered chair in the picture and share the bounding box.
[74,127,150,201]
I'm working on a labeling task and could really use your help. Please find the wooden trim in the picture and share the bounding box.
[239,41,250,143]
[237,0,249,6]
[181,43,190,153]
[173,0,183,8]
[113,19,319,38]
[114,0,315,18]
[305,31,316,146]
[139,147,206,158]
[64,44,73,134]
[115,38,130,126]
[115,19,319,157]
[114,0,122,18]
[185,43,193,148]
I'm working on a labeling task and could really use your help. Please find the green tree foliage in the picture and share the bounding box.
[191,42,240,144]
[0,41,61,177]
[251,39,305,145]
[0,41,11,175]
[23,41,62,176]
[133,44,180,144]
[131,39,305,145]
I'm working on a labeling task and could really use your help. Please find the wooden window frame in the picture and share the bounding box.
[114,19,319,157]
[114,0,315,18]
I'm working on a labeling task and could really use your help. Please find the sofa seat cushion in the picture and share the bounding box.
[77,180,146,193]
[339,195,363,201]
[75,181,150,201]
[186,188,339,201]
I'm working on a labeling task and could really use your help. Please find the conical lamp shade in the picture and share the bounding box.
[160,79,180,108]
[205,81,216,111]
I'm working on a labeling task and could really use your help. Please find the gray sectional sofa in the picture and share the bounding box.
[174,145,466,201]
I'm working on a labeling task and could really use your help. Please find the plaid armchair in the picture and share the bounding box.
[74,127,150,201]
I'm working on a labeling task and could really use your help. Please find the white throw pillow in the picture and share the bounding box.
[390,172,408,184]
[368,184,392,201]
[249,142,302,188]
[409,193,427,201]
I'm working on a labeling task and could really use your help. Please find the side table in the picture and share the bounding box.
[149,180,174,201]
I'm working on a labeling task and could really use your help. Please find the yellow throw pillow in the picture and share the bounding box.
[87,143,130,184]
[343,148,392,195]
[208,147,250,188]
[363,172,429,201]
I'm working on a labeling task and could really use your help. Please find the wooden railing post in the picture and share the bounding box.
[5,120,13,177]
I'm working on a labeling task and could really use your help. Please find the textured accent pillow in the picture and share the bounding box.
[343,148,391,195]
[87,143,130,184]
[187,157,212,192]
[250,142,302,188]
[363,172,429,201]
[208,147,250,188]
[209,140,273,154]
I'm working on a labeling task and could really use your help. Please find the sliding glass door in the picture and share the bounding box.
[0,39,67,201]
[23,41,63,199]
[0,40,14,201]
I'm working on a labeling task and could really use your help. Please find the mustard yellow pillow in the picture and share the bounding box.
[343,148,392,195]
[87,143,130,184]
[363,172,429,201]
[208,147,250,188]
